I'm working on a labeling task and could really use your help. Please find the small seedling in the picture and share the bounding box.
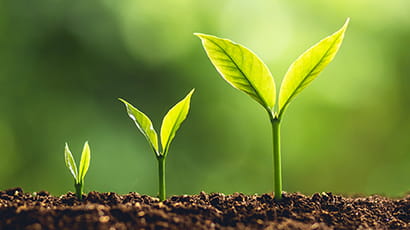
[64,141,91,199]
[119,89,194,201]
[196,19,349,199]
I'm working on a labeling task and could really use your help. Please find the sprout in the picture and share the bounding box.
[196,19,349,199]
[119,89,195,201]
[64,141,91,199]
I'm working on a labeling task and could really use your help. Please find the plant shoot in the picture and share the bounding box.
[195,19,349,199]
[119,89,194,201]
[64,141,91,199]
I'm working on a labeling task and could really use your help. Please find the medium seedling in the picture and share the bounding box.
[119,89,194,201]
[64,141,91,199]
[196,19,349,199]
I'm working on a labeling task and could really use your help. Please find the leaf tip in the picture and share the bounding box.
[341,18,350,33]
[336,18,350,43]
[118,98,126,104]
[193,33,218,43]
[184,88,195,104]
[188,88,195,96]
[84,141,90,156]
[193,32,205,38]
[344,17,350,26]
[64,143,71,155]
[338,18,350,34]
[118,98,132,111]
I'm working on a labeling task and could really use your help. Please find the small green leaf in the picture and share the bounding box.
[119,98,160,155]
[160,89,195,155]
[78,141,91,183]
[195,33,276,111]
[278,18,349,117]
[64,143,78,180]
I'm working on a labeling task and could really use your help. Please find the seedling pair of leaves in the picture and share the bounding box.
[119,89,195,201]
[195,19,349,199]
[64,141,91,199]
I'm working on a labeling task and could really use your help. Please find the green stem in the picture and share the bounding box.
[157,156,166,201]
[270,114,282,200]
[74,182,83,200]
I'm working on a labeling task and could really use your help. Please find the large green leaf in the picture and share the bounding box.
[119,98,159,155]
[160,89,195,155]
[195,33,276,111]
[278,19,349,117]
[78,141,90,183]
[64,143,78,180]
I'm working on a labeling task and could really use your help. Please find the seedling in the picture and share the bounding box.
[196,19,349,199]
[64,141,91,199]
[119,89,194,201]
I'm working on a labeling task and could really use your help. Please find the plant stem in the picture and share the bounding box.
[270,114,282,200]
[74,182,83,200]
[157,156,166,201]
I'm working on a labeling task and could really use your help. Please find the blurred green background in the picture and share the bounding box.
[0,0,409,197]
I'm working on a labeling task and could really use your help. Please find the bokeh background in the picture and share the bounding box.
[0,0,409,197]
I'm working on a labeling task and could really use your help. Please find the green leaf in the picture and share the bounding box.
[160,89,195,155]
[78,141,91,183]
[119,98,160,156]
[64,143,78,180]
[195,33,276,111]
[278,18,350,117]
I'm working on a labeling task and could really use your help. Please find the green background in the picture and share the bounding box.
[0,0,409,197]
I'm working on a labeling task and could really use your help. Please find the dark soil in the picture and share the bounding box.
[0,188,408,230]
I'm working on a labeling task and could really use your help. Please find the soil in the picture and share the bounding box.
[0,188,408,230]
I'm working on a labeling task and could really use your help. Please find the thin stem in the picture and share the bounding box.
[270,114,282,200]
[74,182,83,200]
[157,156,166,201]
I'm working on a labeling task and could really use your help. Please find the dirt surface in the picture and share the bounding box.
[0,188,408,230]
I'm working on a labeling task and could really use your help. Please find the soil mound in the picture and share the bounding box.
[0,188,408,230]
